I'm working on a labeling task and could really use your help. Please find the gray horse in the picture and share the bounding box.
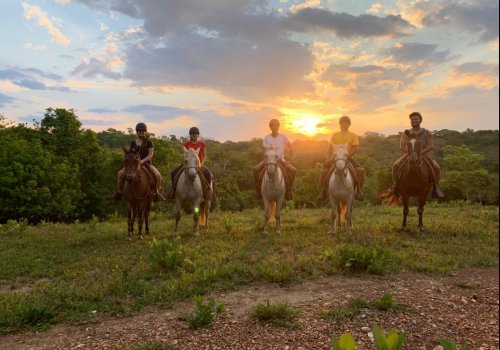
[261,146,286,234]
[328,144,356,235]
[173,147,210,236]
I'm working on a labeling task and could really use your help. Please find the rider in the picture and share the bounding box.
[389,112,445,198]
[167,126,213,199]
[112,122,165,202]
[252,119,296,200]
[318,115,365,202]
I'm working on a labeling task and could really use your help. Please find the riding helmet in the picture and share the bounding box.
[135,122,147,131]
[189,126,200,135]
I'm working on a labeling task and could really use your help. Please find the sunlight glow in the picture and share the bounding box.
[282,110,330,137]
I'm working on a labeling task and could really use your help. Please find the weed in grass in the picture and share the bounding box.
[184,295,225,329]
[148,237,186,271]
[116,342,175,350]
[251,300,300,329]
[320,293,399,321]
[369,292,394,311]
[338,244,393,274]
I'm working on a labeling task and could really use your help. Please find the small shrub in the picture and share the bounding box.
[319,297,368,321]
[184,295,225,329]
[148,237,185,271]
[370,292,394,311]
[251,300,300,329]
[372,324,407,350]
[338,244,393,274]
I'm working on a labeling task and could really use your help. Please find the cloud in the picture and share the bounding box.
[22,2,71,46]
[122,104,197,122]
[0,92,15,107]
[419,0,499,43]
[287,8,414,38]
[381,42,455,65]
[87,108,118,113]
[72,57,123,79]
[0,66,74,92]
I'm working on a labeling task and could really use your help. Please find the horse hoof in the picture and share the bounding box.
[126,236,131,241]
[276,230,281,235]
[137,235,143,240]
[419,227,425,233]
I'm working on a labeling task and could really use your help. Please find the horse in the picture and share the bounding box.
[384,131,433,233]
[173,147,210,236]
[328,144,356,235]
[261,145,286,234]
[121,146,153,241]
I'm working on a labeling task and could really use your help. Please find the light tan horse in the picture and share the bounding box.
[261,146,286,234]
[173,148,210,236]
[328,144,356,235]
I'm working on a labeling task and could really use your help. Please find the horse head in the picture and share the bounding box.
[404,131,422,167]
[332,144,349,177]
[122,146,141,182]
[183,147,201,182]
[264,145,280,179]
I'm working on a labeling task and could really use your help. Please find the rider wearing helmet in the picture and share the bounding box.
[112,122,165,202]
[318,115,365,201]
[167,126,213,199]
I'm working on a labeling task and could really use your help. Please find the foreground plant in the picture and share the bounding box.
[331,324,406,350]
[251,300,300,329]
[439,339,469,350]
[184,295,225,329]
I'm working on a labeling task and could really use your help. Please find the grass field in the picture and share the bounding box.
[0,202,498,334]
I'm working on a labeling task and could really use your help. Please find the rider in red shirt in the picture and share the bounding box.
[167,127,213,199]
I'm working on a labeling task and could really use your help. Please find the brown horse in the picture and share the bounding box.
[384,131,433,233]
[121,146,153,240]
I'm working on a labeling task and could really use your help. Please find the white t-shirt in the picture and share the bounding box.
[263,134,289,160]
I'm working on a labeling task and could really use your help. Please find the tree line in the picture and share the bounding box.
[0,108,498,223]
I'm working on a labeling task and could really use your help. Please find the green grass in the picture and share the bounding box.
[251,300,300,328]
[0,203,498,333]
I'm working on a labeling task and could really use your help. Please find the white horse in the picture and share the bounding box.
[328,144,356,235]
[174,148,210,236]
[261,146,286,234]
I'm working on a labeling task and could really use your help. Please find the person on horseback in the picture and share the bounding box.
[112,122,165,202]
[167,126,213,199]
[318,115,365,202]
[252,118,296,200]
[389,112,445,198]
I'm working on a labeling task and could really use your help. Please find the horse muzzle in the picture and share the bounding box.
[187,167,198,181]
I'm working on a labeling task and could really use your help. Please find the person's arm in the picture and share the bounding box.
[200,144,207,167]
[285,140,293,161]
[349,145,359,158]
[421,131,433,154]
[400,133,408,154]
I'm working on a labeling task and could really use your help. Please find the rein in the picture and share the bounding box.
[332,157,353,190]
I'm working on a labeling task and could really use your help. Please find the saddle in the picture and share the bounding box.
[258,160,290,190]
[172,166,212,200]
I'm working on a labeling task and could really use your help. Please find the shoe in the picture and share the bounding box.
[285,191,293,201]
[432,187,445,198]
[317,191,327,202]
[355,190,364,201]
[153,192,166,202]
[112,191,122,201]
[388,185,399,196]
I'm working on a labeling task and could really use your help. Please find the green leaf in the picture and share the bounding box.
[338,333,359,350]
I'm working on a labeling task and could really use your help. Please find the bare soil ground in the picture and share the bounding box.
[1,267,498,350]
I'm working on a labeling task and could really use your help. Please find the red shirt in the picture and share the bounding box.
[183,140,206,164]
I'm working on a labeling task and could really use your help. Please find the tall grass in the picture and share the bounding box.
[0,203,497,333]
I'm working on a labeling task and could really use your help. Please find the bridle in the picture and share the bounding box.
[407,138,422,168]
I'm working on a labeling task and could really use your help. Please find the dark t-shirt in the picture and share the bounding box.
[131,139,153,164]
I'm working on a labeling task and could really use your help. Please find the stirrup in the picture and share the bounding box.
[355,191,364,201]
[154,192,166,202]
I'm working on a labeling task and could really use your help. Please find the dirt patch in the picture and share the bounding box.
[1,267,498,350]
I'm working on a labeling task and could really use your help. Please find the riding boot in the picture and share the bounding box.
[153,191,166,202]
[432,184,445,198]
[167,188,175,199]
[255,186,262,200]
[355,186,364,201]
[317,185,327,202]
[285,189,293,201]
[111,190,122,201]
[389,181,399,196]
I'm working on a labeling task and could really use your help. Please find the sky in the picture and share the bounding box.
[0,0,498,142]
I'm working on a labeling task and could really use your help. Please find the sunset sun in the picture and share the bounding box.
[284,111,327,137]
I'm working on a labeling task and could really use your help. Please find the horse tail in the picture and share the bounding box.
[198,201,207,226]
[379,189,400,206]
[269,201,276,222]
[338,201,346,223]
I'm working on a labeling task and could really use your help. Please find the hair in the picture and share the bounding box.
[269,119,280,127]
[409,112,422,120]
[339,115,351,126]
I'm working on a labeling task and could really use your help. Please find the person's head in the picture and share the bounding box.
[409,112,422,127]
[339,115,351,131]
[135,122,147,138]
[269,119,280,134]
[189,126,200,141]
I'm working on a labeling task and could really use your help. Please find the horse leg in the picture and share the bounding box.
[263,198,270,235]
[205,200,210,231]
[137,207,143,240]
[145,201,151,235]
[193,211,200,237]
[402,196,409,231]
[127,207,133,241]
[329,199,337,235]
[417,196,426,233]
[173,204,181,235]
[275,198,284,234]
[346,200,353,235]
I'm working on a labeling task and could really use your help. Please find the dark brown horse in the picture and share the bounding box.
[121,146,153,240]
[384,131,433,233]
